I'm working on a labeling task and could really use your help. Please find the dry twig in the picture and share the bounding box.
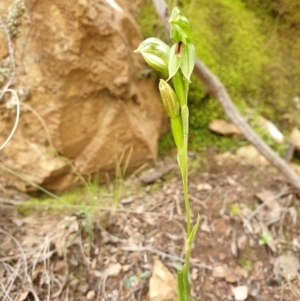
[120,245,212,270]
[0,228,28,301]
[244,188,289,226]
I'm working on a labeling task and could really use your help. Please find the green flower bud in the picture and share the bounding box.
[134,38,170,77]
[159,79,180,119]
[169,7,193,44]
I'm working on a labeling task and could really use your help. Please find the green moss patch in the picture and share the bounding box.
[136,0,300,154]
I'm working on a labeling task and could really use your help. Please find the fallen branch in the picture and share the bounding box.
[151,0,300,192]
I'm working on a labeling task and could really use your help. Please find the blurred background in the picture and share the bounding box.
[0,0,300,193]
[2,1,300,301]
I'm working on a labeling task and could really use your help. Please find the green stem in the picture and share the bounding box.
[181,80,190,236]
[172,65,194,301]
[182,161,191,235]
[177,150,190,236]
[180,79,192,301]
[184,248,191,299]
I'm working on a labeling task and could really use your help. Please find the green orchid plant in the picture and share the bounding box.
[135,7,199,301]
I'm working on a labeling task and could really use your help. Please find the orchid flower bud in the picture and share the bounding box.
[168,42,196,82]
[159,80,183,150]
[134,38,170,77]
[159,79,180,119]
[169,7,193,44]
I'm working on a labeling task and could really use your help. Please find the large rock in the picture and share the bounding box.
[0,0,166,192]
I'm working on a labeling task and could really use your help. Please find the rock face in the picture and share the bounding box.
[0,0,166,192]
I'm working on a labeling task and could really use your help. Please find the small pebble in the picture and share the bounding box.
[86,290,95,300]
[237,235,247,250]
[232,285,248,301]
[91,258,97,270]
[70,256,79,267]
[78,283,89,294]
[218,253,226,261]
[106,263,122,277]
[69,279,79,289]
[197,183,212,191]
[225,274,237,284]
[122,265,131,272]
[191,268,198,281]
[212,265,228,279]
[234,266,248,278]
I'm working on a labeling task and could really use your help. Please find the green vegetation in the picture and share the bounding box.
[136,0,300,154]
[230,203,240,217]
[259,232,273,246]
[18,185,109,216]
[135,8,199,299]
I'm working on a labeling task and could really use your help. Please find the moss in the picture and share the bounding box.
[18,188,83,216]
[158,131,175,155]
[187,0,273,125]
[18,185,114,217]
[135,0,166,41]
[136,0,300,153]
[236,258,253,271]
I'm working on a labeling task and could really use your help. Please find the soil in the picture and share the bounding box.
[1,151,300,301]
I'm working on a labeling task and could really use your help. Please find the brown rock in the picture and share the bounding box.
[209,119,241,136]
[237,235,248,250]
[212,265,228,279]
[253,261,263,279]
[78,283,89,294]
[0,0,166,192]
[68,279,79,289]
[218,253,226,261]
[0,30,8,59]
[202,279,213,292]
[149,259,177,301]
[236,145,269,166]
[273,253,300,280]
[213,218,228,235]
[256,190,281,210]
[139,163,176,184]
[105,263,122,277]
[86,290,95,301]
[53,260,67,272]
[225,273,237,284]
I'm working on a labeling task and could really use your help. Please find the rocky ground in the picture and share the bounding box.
[1,151,300,301]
